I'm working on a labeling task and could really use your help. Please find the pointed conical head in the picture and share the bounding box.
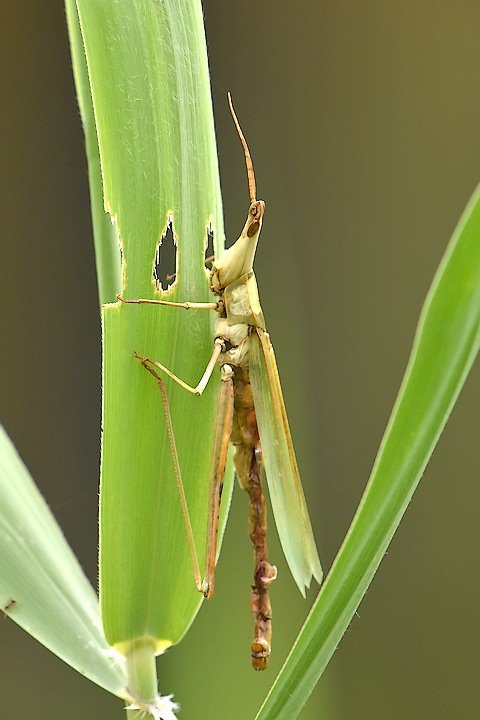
[211,200,266,293]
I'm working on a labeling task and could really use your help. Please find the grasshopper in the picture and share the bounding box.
[118,94,322,669]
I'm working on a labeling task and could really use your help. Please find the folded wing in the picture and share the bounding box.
[249,328,323,595]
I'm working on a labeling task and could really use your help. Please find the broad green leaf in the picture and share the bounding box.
[256,186,480,720]
[65,0,121,306]
[0,426,128,697]
[74,0,232,652]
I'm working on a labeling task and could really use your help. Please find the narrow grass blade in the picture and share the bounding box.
[74,0,231,654]
[0,426,128,697]
[256,186,480,720]
[65,0,121,306]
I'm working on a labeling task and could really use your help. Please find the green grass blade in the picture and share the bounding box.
[256,186,480,720]
[74,0,232,655]
[0,426,128,697]
[65,0,121,306]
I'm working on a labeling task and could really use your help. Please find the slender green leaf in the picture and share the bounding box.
[256,186,480,720]
[74,0,232,652]
[65,0,121,306]
[0,426,128,697]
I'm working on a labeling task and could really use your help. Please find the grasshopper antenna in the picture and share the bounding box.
[228,92,257,203]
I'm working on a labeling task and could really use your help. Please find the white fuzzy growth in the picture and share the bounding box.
[125,694,179,720]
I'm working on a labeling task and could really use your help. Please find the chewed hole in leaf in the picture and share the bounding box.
[204,226,215,269]
[153,221,177,290]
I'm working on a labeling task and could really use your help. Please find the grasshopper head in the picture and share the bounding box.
[210,200,266,293]
[246,200,266,238]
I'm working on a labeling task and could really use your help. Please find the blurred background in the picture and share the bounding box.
[1,1,480,718]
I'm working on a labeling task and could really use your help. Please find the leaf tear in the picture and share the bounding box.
[153,219,177,291]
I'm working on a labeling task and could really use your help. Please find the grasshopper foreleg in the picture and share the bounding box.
[117,294,220,312]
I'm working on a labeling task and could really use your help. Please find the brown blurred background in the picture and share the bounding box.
[1,1,480,718]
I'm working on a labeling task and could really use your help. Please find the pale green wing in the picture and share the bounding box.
[249,328,322,596]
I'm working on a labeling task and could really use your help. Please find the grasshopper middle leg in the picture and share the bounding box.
[135,338,224,396]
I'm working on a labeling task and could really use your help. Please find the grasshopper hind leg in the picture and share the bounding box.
[233,441,277,670]
[247,449,277,671]
[137,357,203,593]
[136,354,235,602]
